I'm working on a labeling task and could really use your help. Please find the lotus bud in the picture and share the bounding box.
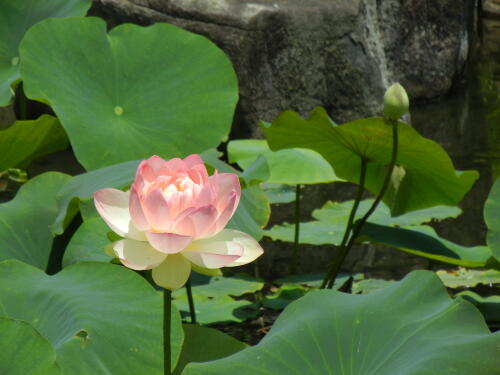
[383,83,409,120]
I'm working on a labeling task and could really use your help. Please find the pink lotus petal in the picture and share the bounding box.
[142,188,172,231]
[213,192,239,234]
[175,205,218,238]
[164,157,186,174]
[93,188,146,241]
[144,155,166,175]
[129,185,150,231]
[183,154,205,168]
[187,165,208,184]
[195,183,216,207]
[145,232,193,254]
[222,230,264,267]
[213,173,241,202]
[181,231,244,268]
[152,254,191,290]
[113,239,166,270]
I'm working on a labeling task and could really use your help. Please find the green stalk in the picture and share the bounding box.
[326,118,399,289]
[292,184,302,273]
[163,289,172,375]
[320,159,368,289]
[185,278,197,324]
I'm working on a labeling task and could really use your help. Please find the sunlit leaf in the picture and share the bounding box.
[485,178,500,261]
[20,18,238,170]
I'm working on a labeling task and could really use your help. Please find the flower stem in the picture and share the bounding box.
[322,118,400,289]
[163,288,171,375]
[185,278,197,324]
[320,158,368,289]
[292,184,302,273]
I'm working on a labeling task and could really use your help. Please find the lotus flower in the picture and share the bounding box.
[94,155,263,289]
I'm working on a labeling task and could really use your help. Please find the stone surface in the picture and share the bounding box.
[90,0,475,136]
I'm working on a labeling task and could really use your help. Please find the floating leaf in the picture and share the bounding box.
[360,223,494,268]
[0,115,68,172]
[0,0,90,105]
[228,139,339,184]
[262,109,478,215]
[436,268,500,288]
[313,199,462,226]
[0,172,70,269]
[485,178,500,260]
[351,278,394,294]
[0,317,61,375]
[174,295,258,325]
[20,17,238,170]
[184,271,500,374]
[173,273,264,300]
[173,324,247,375]
[262,183,296,204]
[0,260,183,374]
[265,199,462,246]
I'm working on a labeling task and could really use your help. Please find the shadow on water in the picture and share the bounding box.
[411,10,500,247]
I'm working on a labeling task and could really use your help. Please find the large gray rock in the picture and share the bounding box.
[90,0,475,136]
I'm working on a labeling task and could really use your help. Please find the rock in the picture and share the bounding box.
[90,0,475,136]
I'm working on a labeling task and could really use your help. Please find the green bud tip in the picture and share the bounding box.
[383,83,409,120]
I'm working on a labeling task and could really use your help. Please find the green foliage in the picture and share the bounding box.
[360,223,495,268]
[261,108,478,215]
[0,260,184,374]
[0,0,90,105]
[228,139,340,185]
[174,324,247,375]
[436,268,500,288]
[0,172,70,269]
[62,217,113,267]
[0,317,61,375]
[173,274,263,324]
[485,178,500,261]
[20,17,238,170]
[184,271,500,375]
[458,291,500,324]
[0,115,68,172]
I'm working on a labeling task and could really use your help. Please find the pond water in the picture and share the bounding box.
[411,12,500,247]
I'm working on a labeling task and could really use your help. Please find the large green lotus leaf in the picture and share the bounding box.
[20,17,238,170]
[0,115,68,171]
[261,109,478,215]
[458,291,500,323]
[173,324,247,375]
[173,273,263,300]
[62,217,113,267]
[0,317,61,375]
[0,172,70,269]
[227,139,340,184]
[313,199,461,226]
[0,260,183,374]
[0,0,90,106]
[485,178,500,260]
[173,294,258,325]
[183,271,500,375]
[360,222,495,268]
[436,268,500,288]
